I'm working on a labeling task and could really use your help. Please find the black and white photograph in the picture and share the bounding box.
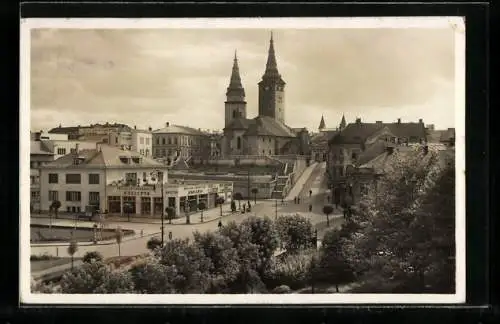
[20,17,465,304]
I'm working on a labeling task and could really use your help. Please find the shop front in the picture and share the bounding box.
[106,185,162,217]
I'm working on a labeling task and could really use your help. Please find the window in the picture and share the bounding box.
[140,137,144,144]
[237,137,241,150]
[156,138,160,145]
[174,137,178,145]
[70,148,76,154]
[125,172,137,185]
[66,174,81,184]
[351,152,358,160]
[162,138,166,145]
[89,191,100,202]
[57,148,66,155]
[31,191,40,199]
[233,110,237,118]
[89,173,100,184]
[168,137,172,145]
[146,138,150,145]
[48,173,58,184]
[48,190,58,201]
[65,191,81,201]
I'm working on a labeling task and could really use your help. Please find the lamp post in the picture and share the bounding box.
[275,198,278,220]
[151,169,165,247]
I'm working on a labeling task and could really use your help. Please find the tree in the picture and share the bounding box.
[50,200,61,219]
[147,237,162,251]
[82,251,103,264]
[239,216,279,277]
[60,261,134,293]
[193,231,240,292]
[67,239,78,270]
[315,228,355,292]
[115,227,123,257]
[129,256,178,294]
[341,148,455,293]
[198,201,206,223]
[251,188,258,204]
[154,238,214,293]
[216,197,225,216]
[275,214,315,253]
[165,206,175,224]
[233,192,243,210]
[322,205,334,227]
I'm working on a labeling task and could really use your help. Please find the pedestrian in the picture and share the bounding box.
[327,195,331,203]
[294,197,297,204]
[218,220,222,228]
[309,190,312,197]
[308,204,312,212]
[281,197,284,205]
[297,197,301,204]
[140,229,143,237]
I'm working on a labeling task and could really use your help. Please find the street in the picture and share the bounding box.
[30,162,342,262]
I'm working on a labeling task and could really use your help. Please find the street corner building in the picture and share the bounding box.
[37,143,233,219]
[220,33,310,157]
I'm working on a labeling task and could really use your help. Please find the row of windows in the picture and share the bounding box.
[48,190,100,202]
[48,173,100,184]
[154,136,204,146]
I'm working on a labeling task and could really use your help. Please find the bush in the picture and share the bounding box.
[275,214,314,252]
[147,237,162,251]
[272,285,292,294]
[263,250,315,290]
[82,251,103,264]
[30,254,55,261]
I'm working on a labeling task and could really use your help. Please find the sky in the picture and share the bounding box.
[29,26,457,132]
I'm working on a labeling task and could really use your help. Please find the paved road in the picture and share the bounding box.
[30,162,342,262]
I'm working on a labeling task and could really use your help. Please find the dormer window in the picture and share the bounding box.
[73,158,82,165]
[119,157,130,164]
[131,157,141,164]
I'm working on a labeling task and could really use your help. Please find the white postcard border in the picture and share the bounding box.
[20,17,466,305]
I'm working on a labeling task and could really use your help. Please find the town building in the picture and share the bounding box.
[326,117,428,205]
[309,115,346,162]
[48,122,131,142]
[221,34,310,157]
[30,140,55,212]
[108,126,153,157]
[38,144,230,218]
[152,122,211,164]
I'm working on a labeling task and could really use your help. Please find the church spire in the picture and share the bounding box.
[318,115,326,130]
[264,31,280,77]
[340,114,346,130]
[226,50,245,97]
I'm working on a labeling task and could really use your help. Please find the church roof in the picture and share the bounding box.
[245,116,297,137]
[311,130,338,144]
[225,118,255,130]
[318,116,326,130]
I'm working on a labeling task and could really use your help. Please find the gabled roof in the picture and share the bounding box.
[153,124,207,136]
[30,141,54,155]
[42,145,163,168]
[311,130,338,144]
[330,121,427,145]
[247,116,297,137]
[356,140,388,166]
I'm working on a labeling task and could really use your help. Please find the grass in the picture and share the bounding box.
[30,224,134,243]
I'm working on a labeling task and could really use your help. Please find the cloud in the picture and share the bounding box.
[29,27,457,132]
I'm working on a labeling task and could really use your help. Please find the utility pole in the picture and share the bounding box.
[160,171,164,247]
[247,170,250,201]
[275,198,278,220]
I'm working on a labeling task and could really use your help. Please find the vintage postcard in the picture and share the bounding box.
[20,17,465,304]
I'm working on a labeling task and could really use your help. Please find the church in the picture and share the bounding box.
[221,33,310,157]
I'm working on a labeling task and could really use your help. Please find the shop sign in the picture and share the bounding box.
[187,189,205,195]
[165,190,178,196]
[123,191,151,196]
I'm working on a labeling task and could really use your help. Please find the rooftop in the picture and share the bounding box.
[41,145,164,169]
[30,141,54,156]
[225,116,297,138]
[154,123,207,136]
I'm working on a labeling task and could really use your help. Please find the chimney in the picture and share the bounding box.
[355,118,361,124]
[397,118,401,124]
[134,125,137,130]
[166,122,170,127]
[419,118,423,124]
[148,126,152,131]
[386,146,394,154]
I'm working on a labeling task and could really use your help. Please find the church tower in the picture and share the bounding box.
[318,115,326,131]
[225,50,247,128]
[258,32,286,124]
[339,114,346,131]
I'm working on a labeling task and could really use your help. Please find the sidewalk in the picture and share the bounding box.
[285,162,319,201]
[31,203,235,226]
